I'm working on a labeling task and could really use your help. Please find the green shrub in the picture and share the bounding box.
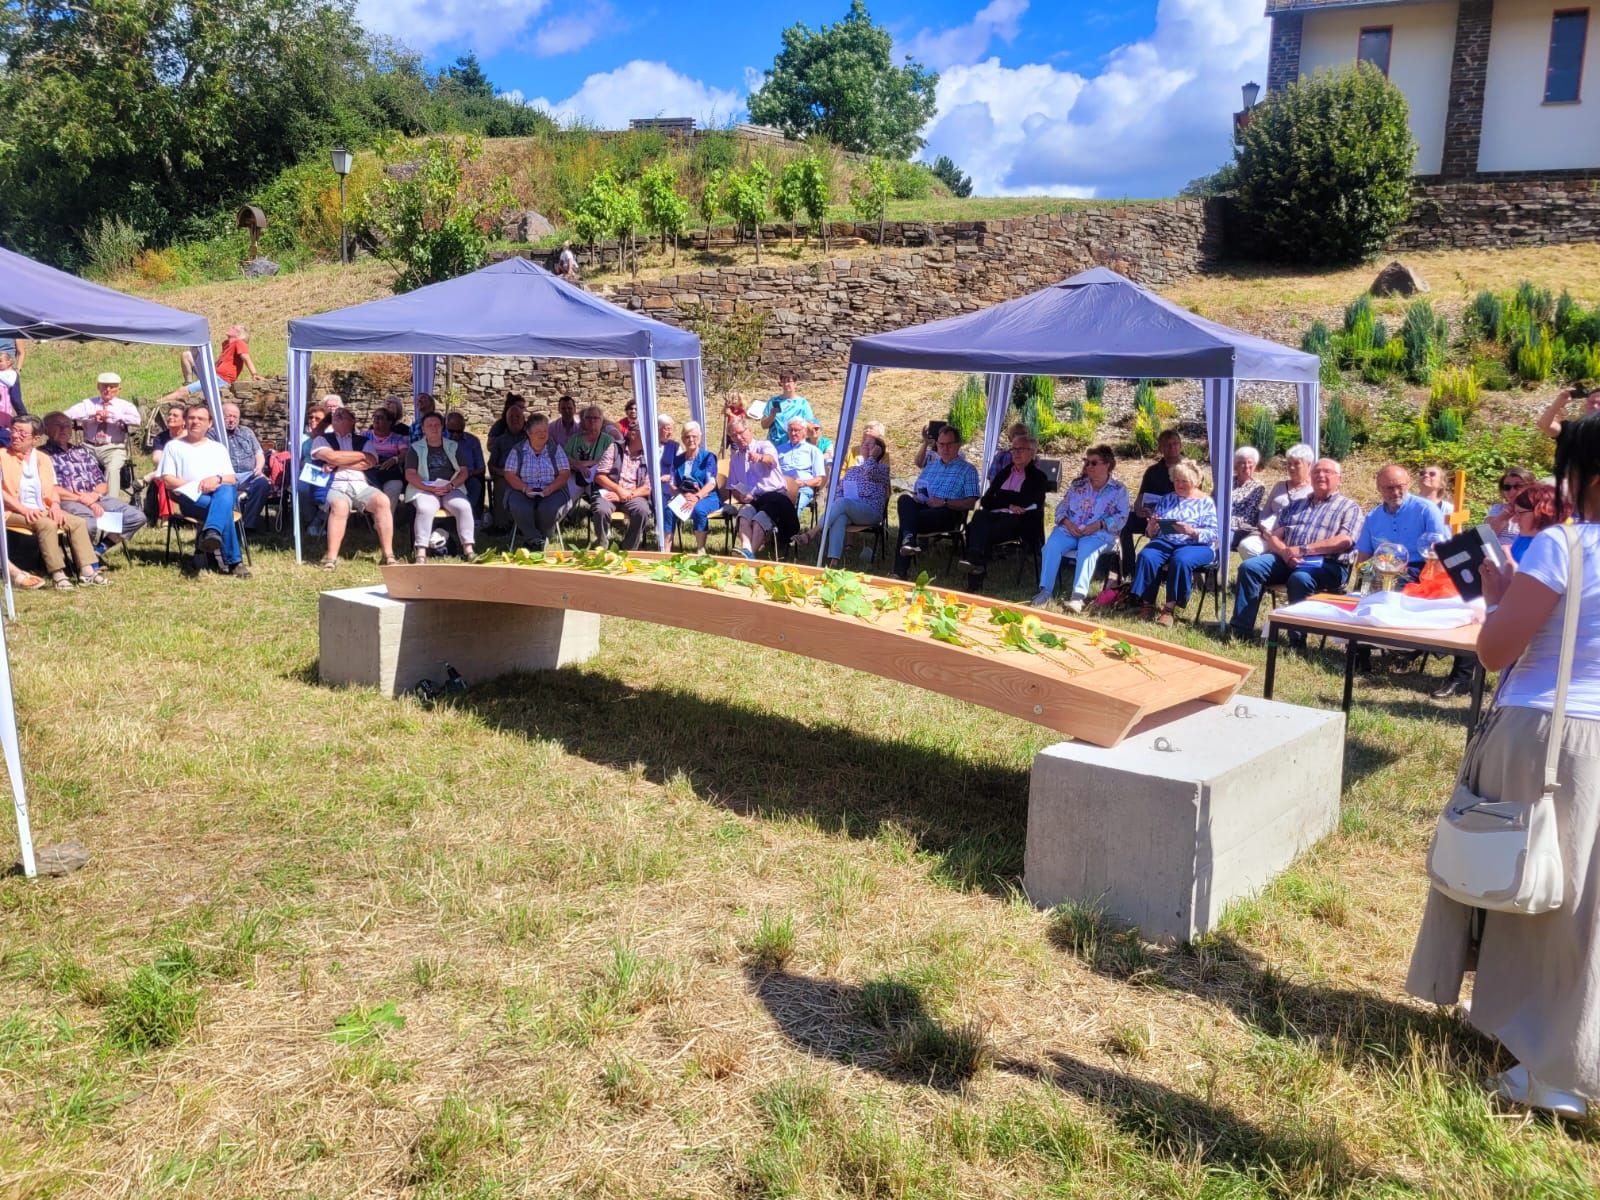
[1564,305,1600,348]
[1322,394,1353,461]
[1243,405,1277,461]
[1130,382,1161,457]
[1429,407,1464,443]
[887,160,933,200]
[946,375,986,442]
[1401,299,1447,384]
[81,214,145,279]
[1516,280,1554,326]
[1232,63,1415,264]
[1301,320,1332,356]
[1428,364,1480,417]
[1468,291,1503,342]
[104,962,200,1053]
[1342,295,1373,335]
[1083,377,1106,402]
[1556,289,1579,335]
[1508,320,1556,383]
[1566,341,1600,385]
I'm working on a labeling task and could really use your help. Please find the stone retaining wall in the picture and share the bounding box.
[1395,178,1600,249]
[230,201,1222,442]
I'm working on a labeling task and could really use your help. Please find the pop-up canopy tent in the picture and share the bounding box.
[822,267,1323,609]
[285,258,704,561]
[0,244,227,878]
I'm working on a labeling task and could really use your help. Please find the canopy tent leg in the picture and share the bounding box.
[1297,381,1321,457]
[632,360,668,552]
[1204,378,1238,634]
[411,355,438,423]
[1,510,13,621]
[981,373,1017,481]
[0,612,35,878]
[287,349,314,565]
[818,363,872,566]
[681,358,706,433]
[194,344,228,446]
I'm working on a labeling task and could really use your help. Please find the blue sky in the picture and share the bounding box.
[355,0,1272,198]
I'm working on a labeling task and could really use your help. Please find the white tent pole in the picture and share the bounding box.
[288,349,312,564]
[411,354,437,422]
[981,374,1015,481]
[0,610,35,878]
[195,345,227,443]
[682,359,706,431]
[1206,378,1238,634]
[1298,381,1321,457]
[818,362,871,566]
[633,360,667,552]
[1,508,14,620]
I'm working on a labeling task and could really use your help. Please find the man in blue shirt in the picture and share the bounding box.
[895,426,980,578]
[1354,463,1448,581]
[759,370,815,452]
[777,416,827,512]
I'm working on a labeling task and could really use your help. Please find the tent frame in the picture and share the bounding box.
[0,271,224,881]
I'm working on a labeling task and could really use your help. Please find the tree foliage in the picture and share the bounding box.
[444,53,494,99]
[0,0,552,267]
[1231,65,1415,265]
[639,162,690,262]
[796,156,832,250]
[930,155,972,198]
[722,163,773,263]
[746,0,938,157]
[852,158,894,243]
[366,138,510,293]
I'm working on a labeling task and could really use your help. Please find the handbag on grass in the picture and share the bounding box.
[1425,524,1581,915]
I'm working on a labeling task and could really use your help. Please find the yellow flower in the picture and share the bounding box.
[1089,629,1107,647]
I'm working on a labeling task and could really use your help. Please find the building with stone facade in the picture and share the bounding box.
[1265,0,1598,179]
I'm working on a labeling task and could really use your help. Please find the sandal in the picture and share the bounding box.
[51,575,74,591]
[14,572,44,590]
[79,570,108,586]
[317,558,337,572]
[1155,607,1174,628]
[379,554,401,566]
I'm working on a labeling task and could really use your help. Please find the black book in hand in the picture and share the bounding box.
[1435,524,1510,601]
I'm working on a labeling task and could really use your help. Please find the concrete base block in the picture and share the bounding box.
[1024,697,1345,943]
[318,586,600,696]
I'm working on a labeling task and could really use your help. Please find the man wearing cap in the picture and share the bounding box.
[64,373,141,501]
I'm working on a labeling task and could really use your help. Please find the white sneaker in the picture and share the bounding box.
[1492,1065,1590,1118]
[1065,597,1086,614]
[1029,589,1051,607]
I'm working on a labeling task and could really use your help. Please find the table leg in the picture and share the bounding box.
[1342,639,1357,713]
[1467,661,1487,741]
[1264,625,1279,700]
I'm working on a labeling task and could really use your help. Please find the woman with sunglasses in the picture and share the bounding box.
[1488,468,1537,548]
[1032,444,1128,611]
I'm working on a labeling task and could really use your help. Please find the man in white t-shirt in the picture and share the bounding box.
[309,405,397,569]
[160,403,249,578]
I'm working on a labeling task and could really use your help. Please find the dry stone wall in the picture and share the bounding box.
[1395,178,1600,250]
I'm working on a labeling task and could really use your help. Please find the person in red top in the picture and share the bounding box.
[180,324,259,386]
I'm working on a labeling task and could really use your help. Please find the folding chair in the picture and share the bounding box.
[157,481,251,568]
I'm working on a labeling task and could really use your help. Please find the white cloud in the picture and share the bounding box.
[903,0,1028,71]
[530,3,612,56]
[530,61,745,130]
[355,0,550,54]
[919,0,1268,198]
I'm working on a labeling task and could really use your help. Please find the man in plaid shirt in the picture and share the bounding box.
[39,411,147,549]
[501,413,573,550]
[1229,457,1364,643]
[895,426,980,578]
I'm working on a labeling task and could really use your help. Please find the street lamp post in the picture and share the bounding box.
[330,146,354,265]
[1241,81,1261,111]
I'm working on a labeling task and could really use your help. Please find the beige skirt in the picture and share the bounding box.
[1406,704,1600,1096]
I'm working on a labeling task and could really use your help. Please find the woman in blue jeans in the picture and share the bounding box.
[812,432,891,567]
[1130,461,1218,627]
[664,420,720,553]
[1032,444,1128,612]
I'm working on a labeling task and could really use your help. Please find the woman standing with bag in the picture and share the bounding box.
[1407,413,1600,1118]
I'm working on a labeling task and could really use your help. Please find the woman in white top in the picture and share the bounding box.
[1407,413,1600,1118]
[1415,464,1455,518]
[1239,442,1314,559]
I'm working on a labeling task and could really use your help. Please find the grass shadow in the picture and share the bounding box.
[744,964,989,1091]
[458,667,1030,896]
[1010,1049,1410,1195]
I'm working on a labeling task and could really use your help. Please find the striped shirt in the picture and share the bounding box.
[914,455,981,502]
[507,439,570,492]
[1150,493,1219,549]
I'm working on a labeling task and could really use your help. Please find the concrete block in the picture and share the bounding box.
[1024,697,1345,943]
[318,586,600,697]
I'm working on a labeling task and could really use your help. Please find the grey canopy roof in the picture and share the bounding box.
[0,245,211,347]
[848,267,1319,383]
[288,257,701,361]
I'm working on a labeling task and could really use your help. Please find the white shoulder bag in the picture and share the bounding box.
[1426,524,1581,915]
